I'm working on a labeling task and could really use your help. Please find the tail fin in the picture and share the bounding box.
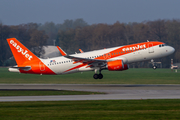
[7,38,39,66]
[57,46,67,56]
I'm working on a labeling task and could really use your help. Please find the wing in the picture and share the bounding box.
[64,55,107,67]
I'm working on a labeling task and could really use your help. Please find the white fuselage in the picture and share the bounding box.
[41,43,174,74]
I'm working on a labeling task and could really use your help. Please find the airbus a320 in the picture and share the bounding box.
[7,38,175,79]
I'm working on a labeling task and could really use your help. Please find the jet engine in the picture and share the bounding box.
[107,60,128,71]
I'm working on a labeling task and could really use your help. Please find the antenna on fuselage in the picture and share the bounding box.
[147,40,149,42]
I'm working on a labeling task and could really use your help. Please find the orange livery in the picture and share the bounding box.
[7,38,175,79]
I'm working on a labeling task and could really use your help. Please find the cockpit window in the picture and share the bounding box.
[159,44,167,47]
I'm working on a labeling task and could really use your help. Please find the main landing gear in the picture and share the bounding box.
[93,69,103,79]
[93,73,103,79]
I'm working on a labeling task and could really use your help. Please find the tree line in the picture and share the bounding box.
[0,19,179,68]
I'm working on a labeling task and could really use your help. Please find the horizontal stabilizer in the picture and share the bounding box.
[10,66,31,71]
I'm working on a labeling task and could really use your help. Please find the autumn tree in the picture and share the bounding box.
[29,30,48,57]
[166,19,180,63]
[0,24,12,66]
[147,19,167,41]
[38,22,58,45]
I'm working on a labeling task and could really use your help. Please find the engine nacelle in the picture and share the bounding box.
[107,60,128,71]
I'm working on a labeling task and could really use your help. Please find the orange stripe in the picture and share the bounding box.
[64,41,163,73]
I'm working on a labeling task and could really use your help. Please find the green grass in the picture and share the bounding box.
[0,68,180,84]
[1,99,180,120]
[0,90,103,96]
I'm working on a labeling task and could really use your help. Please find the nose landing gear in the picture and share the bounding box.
[150,59,157,70]
[152,65,157,70]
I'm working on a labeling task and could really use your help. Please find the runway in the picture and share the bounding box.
[1,84,180,102]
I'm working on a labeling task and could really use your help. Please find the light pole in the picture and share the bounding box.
[53,40,56,46]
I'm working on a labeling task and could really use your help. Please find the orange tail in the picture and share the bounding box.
[7,38,39,66]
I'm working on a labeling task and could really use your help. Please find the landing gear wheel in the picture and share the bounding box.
[153,66,157,70]
[98,74,103,79]
[93,74,99,79]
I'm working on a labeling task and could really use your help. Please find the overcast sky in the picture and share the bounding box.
[0,0,180,25]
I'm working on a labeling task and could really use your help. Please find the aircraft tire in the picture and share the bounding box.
[153,66,157,70]
[93,74,99,79]
[98,74,103,79]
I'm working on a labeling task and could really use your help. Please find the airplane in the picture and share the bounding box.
[7,38,175,79]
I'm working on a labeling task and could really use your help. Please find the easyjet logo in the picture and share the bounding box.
[10,40,33,60]
[122,44,146,51]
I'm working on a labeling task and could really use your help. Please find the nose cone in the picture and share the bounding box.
[166,46,175,56]
[170,46,175,54]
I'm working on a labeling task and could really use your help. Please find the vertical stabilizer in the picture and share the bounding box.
[7,38,40,66]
